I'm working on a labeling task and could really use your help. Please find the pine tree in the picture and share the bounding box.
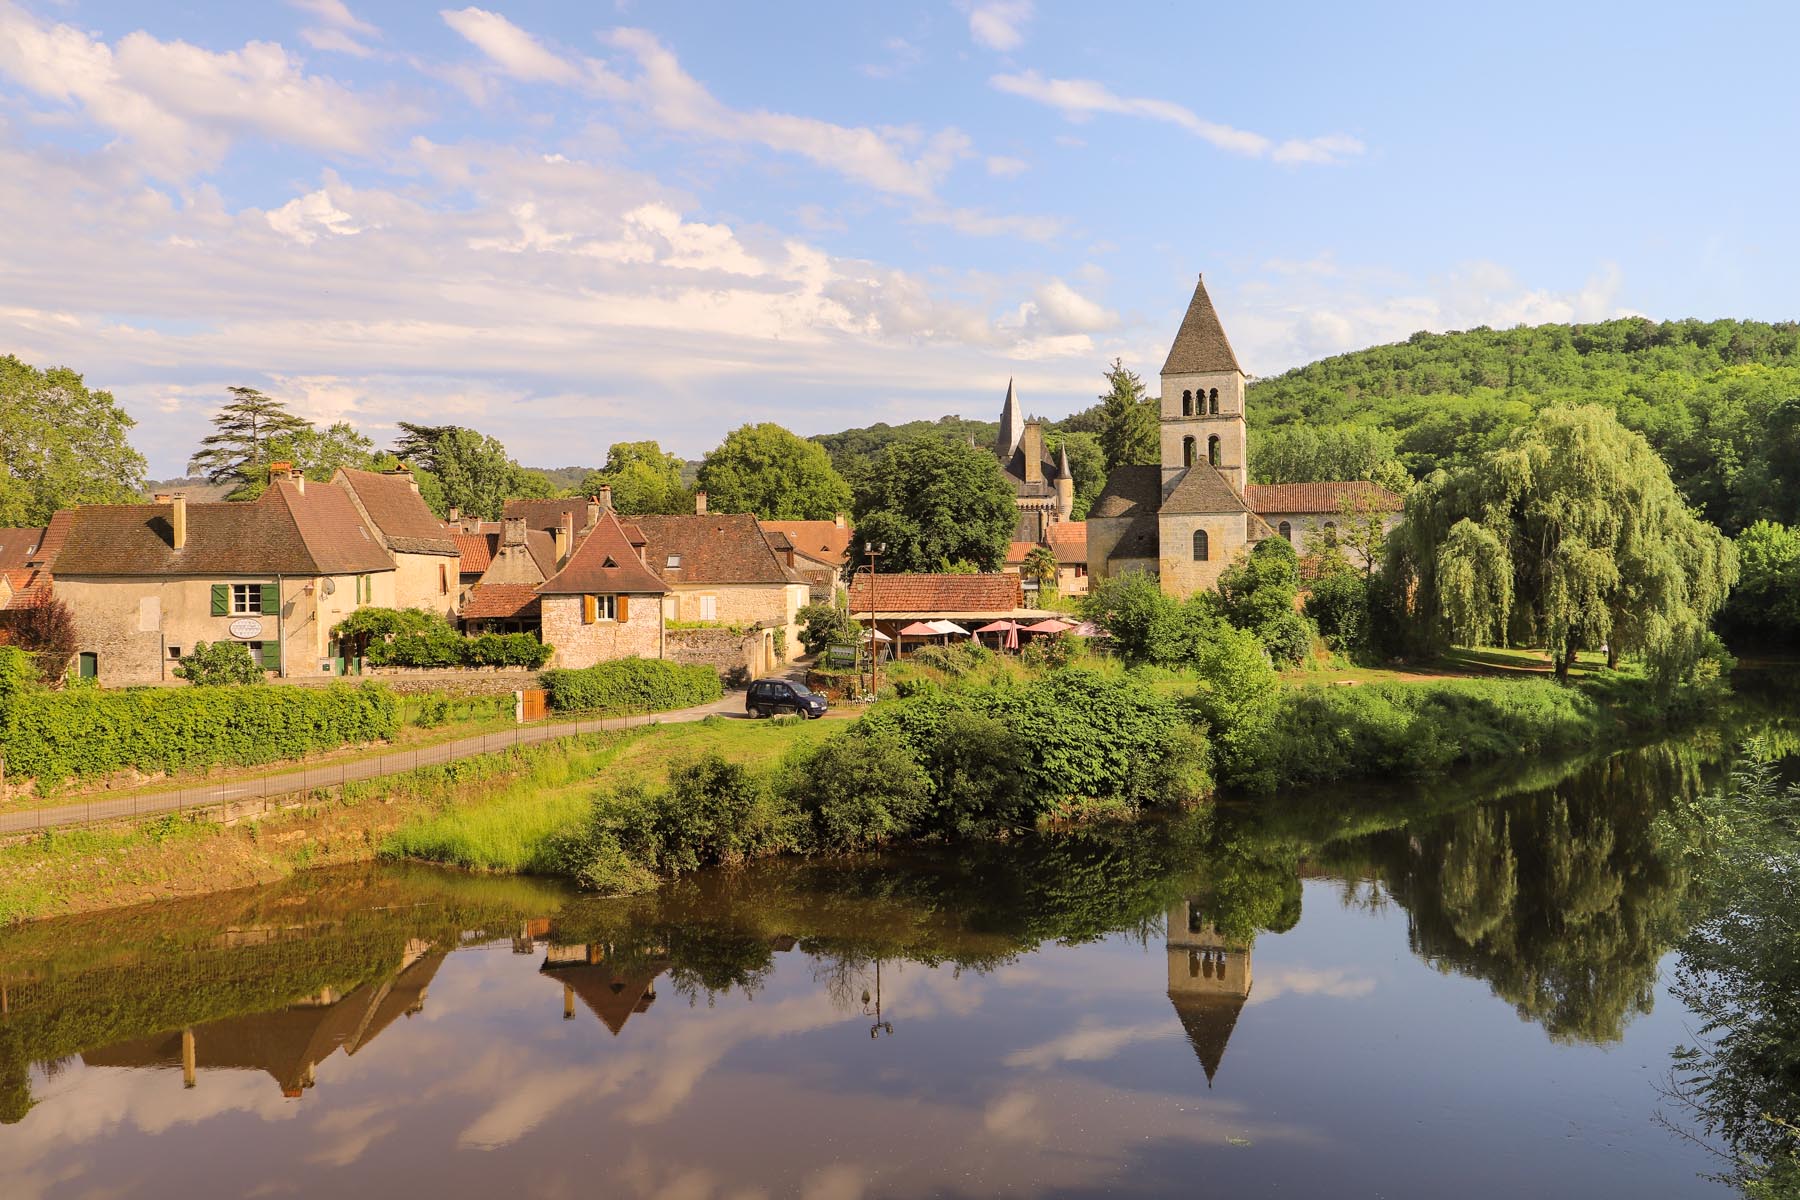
[1096,359,1158,472]
[187,387,312,488]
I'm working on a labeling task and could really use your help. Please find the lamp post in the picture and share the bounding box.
[864,541,885,700]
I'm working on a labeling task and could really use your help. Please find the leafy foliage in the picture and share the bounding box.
[1217,537,1314,666]
[0,355,147,525]
[0,678,398,787]
[1721,521,1800,644]
[4,597,76,684]
[579,440,691,515]
[172,640,264,686]
[1097,357,1158,472]
[797,603,856,655]
[851,438,1016,572]
[1043,429,1108,519]
[539,657,723,713]
[697,422,852,520]
[1303,569,1370,655]
[389,422,551,520]
[187,387,312,489]
[228,422,378,501]
[333,608,551,669]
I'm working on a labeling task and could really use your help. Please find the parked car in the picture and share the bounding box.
[747,677,828,719]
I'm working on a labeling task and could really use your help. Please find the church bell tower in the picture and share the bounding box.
[1159,275,1248,494]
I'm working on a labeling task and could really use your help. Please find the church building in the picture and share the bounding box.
[1087,275,1401,596]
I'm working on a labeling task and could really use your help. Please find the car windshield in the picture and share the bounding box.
[787,682,814,696]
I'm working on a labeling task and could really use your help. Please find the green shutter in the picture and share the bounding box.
[210,584,228,616]
[261,640,282,673]
[261,582,279,614]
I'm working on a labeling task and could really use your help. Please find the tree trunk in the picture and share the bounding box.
[1606,645,1619,670]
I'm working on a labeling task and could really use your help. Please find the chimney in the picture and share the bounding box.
[387,461,419,493]
[152,492,172,503]
[833,512,846,530]
[448,506,461,524]
[586,499,601,529]
[554,513,571,565]
[292,470,304,496]
[596,484,613,511]
[502,516,526,547]
[171,493,187,550]
[695,489,707,516]
[1022,420,1045,486]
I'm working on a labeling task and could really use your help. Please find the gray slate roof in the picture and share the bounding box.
[1160,275,1243,376]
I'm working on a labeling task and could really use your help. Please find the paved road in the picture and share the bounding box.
[1,689,755,835]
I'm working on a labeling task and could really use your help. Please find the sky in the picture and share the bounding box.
[1,1,1797,477]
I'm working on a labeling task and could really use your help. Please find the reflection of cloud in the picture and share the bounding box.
[1244,967,1377,1006]
[1004,1019,1172,1068]
[982,1089,1043,1143]
[799,1163,868,1200]
[306,1102,402,1167]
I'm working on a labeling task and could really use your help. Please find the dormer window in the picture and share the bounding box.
[601,556,617,568]
[666,555,682,569]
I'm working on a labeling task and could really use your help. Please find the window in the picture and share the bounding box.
[698,594,718,621]
[1278,521,1292,542]
[1183,436,1197,467]
[582,594,618,623]
[1182,389,1193,415]
[667,555,682,569]
[439,562,450,595]
[1207,436,1221,467]
[1208,388,1219,414]
[168,646,182,659]
[1193,530,1209,561]
[231,583,263,615]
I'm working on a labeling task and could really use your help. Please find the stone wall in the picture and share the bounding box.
[1157,511,1249,597]
[393,550,458,617]
[663,625,776,684]
[540,592,662,668]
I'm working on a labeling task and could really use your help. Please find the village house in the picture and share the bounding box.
[633,503,810,651]
[51,479,397,685]
[459,516,559,635]
[760,511,852,599]
[1087,275,1403,596]
[330,466,461,616]
[534,499,668,668]
[1002,522,1090,600]
[0,514,65,630]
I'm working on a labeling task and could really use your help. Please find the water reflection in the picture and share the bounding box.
[0,717,1787,1197]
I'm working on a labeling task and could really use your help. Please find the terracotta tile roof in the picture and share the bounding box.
[333,468,457,555]
[504,499,591,533]
[1246,481,1403,514]
[1160,275,1242,376]
[454,532,494,575]
[524,529,560,578]
[1163,465,1251,515]
[848,573,1022,614]
[0,527,44,572]
[1047,521,1087,563]
[1004,540,1038,565]
[759,519,852,567]
[53,484,393,578]
[537,509,668,596]
[461,583,542,620]
[31,509,71,567]
[632,514,793,586]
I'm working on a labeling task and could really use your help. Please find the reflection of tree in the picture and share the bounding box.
[1665,759,1800,1196]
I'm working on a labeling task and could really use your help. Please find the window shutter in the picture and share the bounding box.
[582,594,596,624]
[616,595,629,623]
[261,582,279,614]
[211,584,228,616]
[261,640,282,673]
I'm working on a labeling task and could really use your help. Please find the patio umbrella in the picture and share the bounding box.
[975,619,1021,651]
[927,620,971,638]
[1024,618,1073,634]
[859,628,892,642]
[1069,621,1104,638]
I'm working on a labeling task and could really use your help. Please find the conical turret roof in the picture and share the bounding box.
[996,378,1026,459]
[1160,274,1242,376]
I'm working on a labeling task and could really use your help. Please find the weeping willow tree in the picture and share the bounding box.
[1387,405,1738,683]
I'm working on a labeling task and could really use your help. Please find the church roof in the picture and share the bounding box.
[1246,481,1404,514]
[1162,465,1252,515]
[1161,275,1243,376]
[1169,990,1249,1085]
[1088,465,1162,520]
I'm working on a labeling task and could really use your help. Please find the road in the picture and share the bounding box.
[0,689,754,835]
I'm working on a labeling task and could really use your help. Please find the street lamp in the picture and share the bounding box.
[863,541,885,700]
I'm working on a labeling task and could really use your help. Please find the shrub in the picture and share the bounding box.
[1305,571,1370,655]
[0,681,399,788]
[172,640,264,686]
[7,598,76,684]
[1258,610,1315,667]
[334,607,551,669]
[1184,623,1283,790]
[539,657,723,714]
[908,641,991,677]
[786,725,933,850]
[1021,631,1080,669]
[798,603,856,655]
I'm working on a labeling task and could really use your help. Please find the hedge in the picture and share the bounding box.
[335,607,553,670]
[0,677,400,788]
[539,658,723,715]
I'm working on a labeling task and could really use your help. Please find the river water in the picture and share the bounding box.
[0,717,1791,1198]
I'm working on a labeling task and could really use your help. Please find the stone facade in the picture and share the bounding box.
[662,581,808,653]
[393,551,457,617]
[539,593,663,668]
[1156,512,1252,596]
[663,625,779,683]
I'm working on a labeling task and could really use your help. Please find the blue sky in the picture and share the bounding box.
[0,1,1795,476]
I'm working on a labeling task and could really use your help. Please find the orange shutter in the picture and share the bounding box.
[582,594,597,624]
[616,595,630,623]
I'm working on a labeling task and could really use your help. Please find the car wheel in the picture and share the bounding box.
[752,704,768,718]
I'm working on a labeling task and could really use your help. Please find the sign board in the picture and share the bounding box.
[228,618,264,640]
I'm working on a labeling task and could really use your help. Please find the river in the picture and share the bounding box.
[0,712,1793,1198]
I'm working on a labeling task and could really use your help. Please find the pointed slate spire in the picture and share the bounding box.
[1160,273,1242,376]
[1057,440,1072,479]
[995,377,1026,460]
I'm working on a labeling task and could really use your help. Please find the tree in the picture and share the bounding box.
[187,387,312,488]
[172,640,264,685]
[230,421,377,501]
[1334,490,1396,578]
[580,441,691,515]
[1096,358,1158,472]
[851,438,1015,573]
[1386,405,1738,682]
[1722,521,1800,642]
[1022,545,1059,595]
[1217,538,1313,665]
[1044,429,1107,520]
[390,425,544,520]
[0,355,147,525]
[797,603,857,655]
[698,422,853,520]
[6,598,76,683]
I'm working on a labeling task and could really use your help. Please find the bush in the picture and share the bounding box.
[1184,623,1283,790]
[172,640,264,686]
[539,657,723,714]
[334,607,552,669]
[0,680,399,788]
[907,641,992,677]
[6,598,76,684]
[786,725,933,850]
[1305,571,1370,655]
[797,603,856,655]
[1258,610,1315,667]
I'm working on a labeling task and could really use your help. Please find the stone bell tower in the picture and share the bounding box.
[1159,275,1248,494]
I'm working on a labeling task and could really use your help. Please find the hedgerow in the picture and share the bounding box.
[335,608,553,669]
[539,657,722,714]
[0,671,399,789]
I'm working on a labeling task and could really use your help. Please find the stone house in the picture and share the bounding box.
[460,516,560,634]
[631,511,811,653]
[52,480,396,685]
[0,515,64,629]
[330,466,461,616]
[1244,482,1402,568]
[1087,274,1403,597]
[535,504,668,668]
[761,513,852,599]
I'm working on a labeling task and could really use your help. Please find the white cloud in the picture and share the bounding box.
[1005,1019,1173,1068]
[266,186,362,244]
[985,154,1028,178]
[301,27,376,57]
[0,2,409,177]
[290,0,378,36]
[440,6,585,86]
[991,70,1364,165]
[1031,278,1115,332]
[967,0,1035,51]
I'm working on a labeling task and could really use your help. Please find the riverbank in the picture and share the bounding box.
[0,654,1751,925]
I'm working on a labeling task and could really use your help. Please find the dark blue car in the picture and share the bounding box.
[747,677,827,719]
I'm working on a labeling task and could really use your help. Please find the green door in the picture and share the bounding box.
[77,652,97,680]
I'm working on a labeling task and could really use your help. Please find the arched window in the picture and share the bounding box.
[1193,529,1209,561]
[1208,388,1219,414]
[1207,435,1221,467]
[1278,520,1292,542]
[1183,436,1197,467]
[1182,389,1193,415]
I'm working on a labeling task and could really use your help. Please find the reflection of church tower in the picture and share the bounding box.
[1165,899,1253,1086]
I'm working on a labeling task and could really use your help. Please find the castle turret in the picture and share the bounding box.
[1054,441,1075,520]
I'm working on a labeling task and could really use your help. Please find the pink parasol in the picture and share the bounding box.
[1024,618,1073,634]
